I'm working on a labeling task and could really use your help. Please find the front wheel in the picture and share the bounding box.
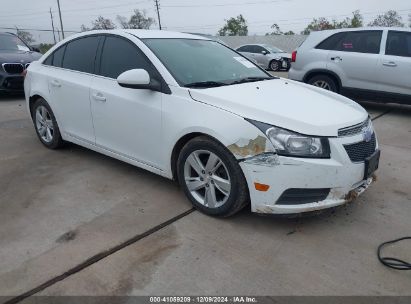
[177,136,249,217]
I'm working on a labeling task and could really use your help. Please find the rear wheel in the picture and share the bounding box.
[32,98,65,149]
[269,60,281,71]
[307,75,338,92]
[177,136,249,217]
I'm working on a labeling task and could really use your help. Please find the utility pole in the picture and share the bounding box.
[49,8,57,44]
[56,0,65,39]
[154,0,162,30]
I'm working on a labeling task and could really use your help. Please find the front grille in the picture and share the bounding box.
[344,133,376,162]
[276,188,331,205]
[2,63,24,74]
[338,118,370,137]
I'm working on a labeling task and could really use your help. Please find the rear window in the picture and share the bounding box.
[316,31,382,54]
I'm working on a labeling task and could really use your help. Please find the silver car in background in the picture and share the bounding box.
[236,44,291,71]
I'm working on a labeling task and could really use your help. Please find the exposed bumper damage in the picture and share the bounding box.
[228,134,378,215]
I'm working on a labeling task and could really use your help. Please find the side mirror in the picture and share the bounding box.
[261,50,268,55]
[117,69,161,91]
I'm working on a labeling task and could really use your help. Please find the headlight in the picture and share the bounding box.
[246,119,330,158]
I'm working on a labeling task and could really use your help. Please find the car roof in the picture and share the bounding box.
[311,27,411,35]
[71,29,211,40]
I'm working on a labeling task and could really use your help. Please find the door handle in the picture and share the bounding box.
[383,61,397,67]
[92,92,106,102]
[50,80,61,87]
[331,56,342,62]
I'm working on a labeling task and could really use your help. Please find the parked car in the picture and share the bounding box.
[24,30,379,217]
[289,27,411,104]
[236,44,291,71]
[0,32,42,94]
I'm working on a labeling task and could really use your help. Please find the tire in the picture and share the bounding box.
[32,98,65,149]
[177,136,249,217]
[284,60,291,71]
[269,60,281,71]
[307,75,338,92]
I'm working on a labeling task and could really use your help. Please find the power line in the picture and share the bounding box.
[162,0,290,8]
[0,26,79,34]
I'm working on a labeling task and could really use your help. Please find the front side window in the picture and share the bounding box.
[386,31,411,57]
[144,39,270,87]
[62,36,100,73]
[99,36,152,79]
[237,45,250,52]
[0,33,30,51]
[317,31,382,54]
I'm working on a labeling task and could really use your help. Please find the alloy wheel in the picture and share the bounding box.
[312,80,332,90]
[184,150,231,208]
[35,106,54,143]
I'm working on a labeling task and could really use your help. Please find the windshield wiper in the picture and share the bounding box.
[230,76,274,85]
[185,81,228,88]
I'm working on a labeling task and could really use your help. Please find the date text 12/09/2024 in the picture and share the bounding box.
[150,297,258,303]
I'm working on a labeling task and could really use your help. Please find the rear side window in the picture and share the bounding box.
[386,31,411,57]
[43,45,65,67]
[62,36,100,73]
[98,36,153,79]
[317,31,382,54]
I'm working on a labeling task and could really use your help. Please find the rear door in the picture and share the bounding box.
[377,30,411,96]
[47,36,100,143]
[237,45,254,61]
[323,30,382,91]
[90,35,163,167]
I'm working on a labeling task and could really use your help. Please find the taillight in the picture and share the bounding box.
[291,50,297,62]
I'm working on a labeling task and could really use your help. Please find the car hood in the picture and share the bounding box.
[189,78,367,137]
[0,50,42,63]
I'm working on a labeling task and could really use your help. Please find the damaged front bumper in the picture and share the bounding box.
[237,135,378,215]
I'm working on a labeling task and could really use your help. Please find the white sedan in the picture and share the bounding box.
[24,30,380,216]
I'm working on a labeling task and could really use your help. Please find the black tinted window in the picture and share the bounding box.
[237,46,250,52]
[62,36,100,73]
[386,31,411,57]
[99,36,152,79]
[317,31,382,54]
[254,46,266,53]
[316,33,346,50]
[43,54,53,65]
[52,46,65,67]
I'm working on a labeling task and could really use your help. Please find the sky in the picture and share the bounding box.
[0,0,410,43]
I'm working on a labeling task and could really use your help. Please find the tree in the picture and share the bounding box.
[368,10,404,27]
[117,9,155,29]
[17,29,34,44]
[283,30,295,35]
[301,17,335,35]
[301,11,363,34]
[336,10,363,28]
[218,15,248,36]
[265,23,282,35]
[81,16,117,31]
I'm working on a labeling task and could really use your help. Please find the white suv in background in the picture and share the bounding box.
[289,27,411,104]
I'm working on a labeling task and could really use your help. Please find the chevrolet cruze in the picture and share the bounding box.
[24,30,380,217]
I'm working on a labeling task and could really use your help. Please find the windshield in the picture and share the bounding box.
[143,38,271,87]
[264,45,284,53]
[0,34,31,51]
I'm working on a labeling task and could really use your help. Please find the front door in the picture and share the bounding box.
[377,30,411,96]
